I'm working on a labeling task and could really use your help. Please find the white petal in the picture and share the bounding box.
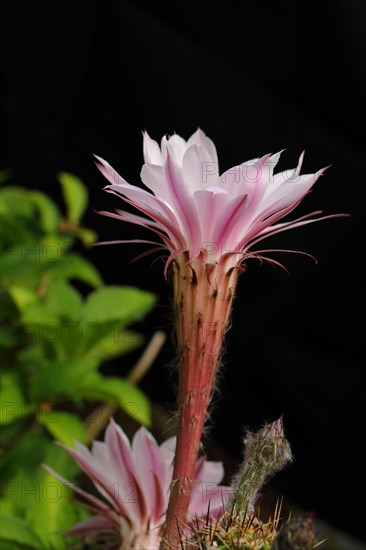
[219,155,270,198]
[259,171,322,215]
[182,144,219,191]
[263,152,303,201]
[195,457,225,484]
[140,163,168,199]
[161,133,187,166]
[143,131,163,165]
[187,128,219,165]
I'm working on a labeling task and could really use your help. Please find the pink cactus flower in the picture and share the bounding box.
[95,128,336,274]
[45,419,230,549]
[93,130,345,548]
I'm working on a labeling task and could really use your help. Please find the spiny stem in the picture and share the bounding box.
[161,254,238,549]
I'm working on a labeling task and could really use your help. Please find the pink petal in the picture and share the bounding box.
[159,436,176,464]
[241,168,326,246]
[105,419,147,525]
[104,188,184,249]
[249,212,349,250]
[43,463,112,514]
[187,128,219,166]
[143,131,163,166]
[132,427,168,523]
[105,183,171,219]
[56,442,124,512]
[94,154,129,186]
[66,515,117,537]
[195,456,225,484]
[158,435,176,491]
[210,193,249,250]
[182,143,218,191]
[220,153,271,198]
[96,209,172,246]
[94,156,176,226]
[189,482,232,518]
[188,457,229,518]
[140,163,171,202]
[260,166,325,214]
[198,486,233,519]
[161,133,187,165]
[193,189,229,247]
[164,149,201,248]
[114,209,162,228]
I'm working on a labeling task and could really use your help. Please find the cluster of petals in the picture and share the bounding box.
[95,129,334,272]
[45,419,230,549]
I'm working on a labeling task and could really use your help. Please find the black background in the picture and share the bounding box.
[1,0,365,541]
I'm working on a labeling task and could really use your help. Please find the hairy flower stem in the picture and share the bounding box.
[161,254,239,549]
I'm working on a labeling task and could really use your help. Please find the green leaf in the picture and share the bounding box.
[17,343,47,368]
[85,327,142,360]
[38,235,74,263]
[29,358,99,402]
[0,251,44,287]
[28,191,61,234]
[0,321,24,349]
[21,303,59,325]
[45,253,103,287]
[76,375,151,426]
[44,280,82,322]
[58,172,88,224]
[28,443,89,549]
[7,286,38,311]
[0,188,43,249]
[0,289,19,322]
[0,515,43,549]
[0,417,25,448]
[0,429,49,493]
[75,227,98,246]
[0,373,25,424]
[38,411,86,447]
[1,236,75,288]
[1,429,88,550]
[82,286,155,325]
[0,187,34,219]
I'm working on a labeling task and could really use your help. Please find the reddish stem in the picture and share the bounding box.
[160,254,238,549]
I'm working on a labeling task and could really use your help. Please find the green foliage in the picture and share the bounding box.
[57,172,97,245]
[58,172,88,224]
[0,515,44,549]
[74,375,151,427]
[83,286,155,325]
[0,176,156,548]
[38,411,86,448]
[1,430,88,549]
[0,373,25,424]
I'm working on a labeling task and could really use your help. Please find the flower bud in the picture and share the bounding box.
[229,416,292,513]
